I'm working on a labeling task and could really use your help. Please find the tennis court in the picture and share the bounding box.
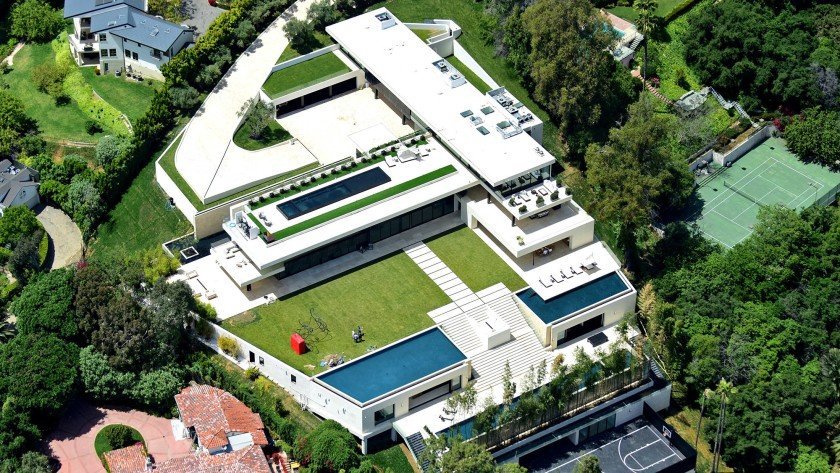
[687,136,840,248]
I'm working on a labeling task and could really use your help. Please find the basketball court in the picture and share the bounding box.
[520,418,686,473]
[686,136,840,248]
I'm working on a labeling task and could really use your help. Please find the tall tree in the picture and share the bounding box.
[633,0,656,80]
[10,269,77,340]
[580,94,691,265]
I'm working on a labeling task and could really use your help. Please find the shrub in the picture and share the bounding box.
[195,300,217,320]
[518,205,527,213]
[307,0,342,31]
[32,62,68,101]
[85,120,103,135]
[105,425,136,449]
[218,335,241,358]
[283,18,316,52]
[194,317,215,340]
[550,189,559,201]
[10,0,64,43]
[95,135,129,167]
[0,206,40,248]
[536,195,545,206]
[245,366,260,380]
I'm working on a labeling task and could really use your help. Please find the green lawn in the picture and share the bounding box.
[411,26,444,42]
[2,42,106,143]
[368,0,561,158]
[94,424,144,471]
[262,52,350,99]
[368,445,415,472]
[262,165,457,240]
[425,226,526,292]
[233,119,292,151]
[607,0,685,21]
[158,130,319,211]
[223,252,448,374]
[79,68,160,123]
[446,55,491,94]
[91,157,193,259]
[276,30,333,64]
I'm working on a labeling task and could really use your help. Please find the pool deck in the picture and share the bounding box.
[517,271,632,325]
[315,327,466,404]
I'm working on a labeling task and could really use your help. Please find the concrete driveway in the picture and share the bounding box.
[46,401,193,473]
[183,0,224,35]
[35,205,83,270]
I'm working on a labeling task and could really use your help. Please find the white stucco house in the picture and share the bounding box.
[63,0,194,80]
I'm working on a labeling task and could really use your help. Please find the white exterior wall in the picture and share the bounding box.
[120,38,171,81]
[550,286,637,347]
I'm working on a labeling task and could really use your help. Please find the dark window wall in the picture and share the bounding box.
[558,314,604,345]
[283,196,455,276]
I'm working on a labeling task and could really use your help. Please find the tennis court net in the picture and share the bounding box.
[723,180,765,207]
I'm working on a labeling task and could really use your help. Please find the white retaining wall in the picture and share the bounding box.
[715,125,774,166]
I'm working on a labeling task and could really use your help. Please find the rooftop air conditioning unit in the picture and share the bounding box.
[374,12,396,29]
[469,308,511,350]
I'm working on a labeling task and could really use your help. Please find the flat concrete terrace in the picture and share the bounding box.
[223,139,478,282]
[315,327,467,405]
[327,9,554,187]
[263,50,352,99]
[173,0,318,204]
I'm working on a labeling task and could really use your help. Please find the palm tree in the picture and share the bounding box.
[711,379,736,473]
[634,0,657,81]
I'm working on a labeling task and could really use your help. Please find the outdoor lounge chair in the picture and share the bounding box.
[551,272,565,283]
[570,266,580,275]
[539,276,553,288]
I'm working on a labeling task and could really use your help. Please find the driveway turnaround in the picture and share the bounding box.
[46,401,192,473]
[36,204,83,270]
[174,0,318,204]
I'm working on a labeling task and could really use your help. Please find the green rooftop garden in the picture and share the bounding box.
[233,119,292,151]
[254,165,457,241]
[410,26,445,42]
[276,30,334,64]
[222,252,447,374]
[262,53,351,99]
[425,226,526,292]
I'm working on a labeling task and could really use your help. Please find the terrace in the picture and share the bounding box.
[262,52,353,100]
[221,251,450,374]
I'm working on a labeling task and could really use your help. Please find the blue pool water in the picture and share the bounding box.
[316,328,466,404]
[517,272,630,324]
[277,167,391,220]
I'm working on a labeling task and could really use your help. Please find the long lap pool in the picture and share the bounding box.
[517,272,631,325]
[316,327,466,404]
[277,166,391,220]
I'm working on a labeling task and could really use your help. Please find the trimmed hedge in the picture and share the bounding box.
[664,0,704,22]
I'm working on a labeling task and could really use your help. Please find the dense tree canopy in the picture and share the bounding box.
[650,206,840,470]
[784,108,840,169]
[295,420,359,473]
[10,269,77,340]
[0,207,40,248]
[9,0,64,43]
[683,0,834,111]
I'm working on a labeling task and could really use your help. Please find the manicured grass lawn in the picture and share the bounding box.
[446,55,491,94]
[94,424,144,470]
[262,52,350,99]
[368,0,561,158]
[262,165,457,240]
[157,129,319,211]
[368,444,414,472]
[2,42,106,143]
[276,30,333,64]
[233,119,292,151]
[425,226,526,292]
[91,157,193,259]
[607,0,685,21]
[79,68,160,123]
[223,252,448,374]
[411,26,444,42]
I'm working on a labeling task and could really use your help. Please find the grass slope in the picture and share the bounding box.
[223,252,448,374]
[91,158,192,259]
[80,68,159,123]
[263,52,350,99]
[276,30,333,64]
[425,226,526,292]
[2,42,105,143]
[368,445,415,472]
[607,0,684,21]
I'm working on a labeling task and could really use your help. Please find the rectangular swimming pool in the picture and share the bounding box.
[316,328,466,404]
[277,167,391,220]
[517,272,631,325]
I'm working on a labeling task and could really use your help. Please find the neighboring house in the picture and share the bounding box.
[601,10,644,67]
[0,159,40,216]
[174,384,270,455]
[63,0,194,80]
[104,442,271,473]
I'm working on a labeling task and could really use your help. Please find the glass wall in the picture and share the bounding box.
[578,413,616,443]
[283,196,455,276]
[495,165,552,197]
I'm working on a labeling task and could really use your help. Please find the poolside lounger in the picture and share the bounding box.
[521,193,532,202]
[559,269,568,279]
[186,270,198,279]
[205,291,217,300]
[551,272,565,283]
[538,187,549,196]
[570,266,580,275]
[539,276,554,288]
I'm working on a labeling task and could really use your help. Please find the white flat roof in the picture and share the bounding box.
[327,9,554,187]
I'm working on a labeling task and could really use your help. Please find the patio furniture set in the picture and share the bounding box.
[538,259,599,288]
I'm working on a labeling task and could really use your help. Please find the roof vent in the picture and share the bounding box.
[151,27,159,36]
[374,12,395,29]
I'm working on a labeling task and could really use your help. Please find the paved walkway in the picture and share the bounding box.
[174,0,318,203]
[404,242,483,311]
[1,42,24,66]
[46,401,193,473]
[35,204,83,270]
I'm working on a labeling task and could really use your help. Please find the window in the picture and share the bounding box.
[125,48,132,58]
[578,414,616,443]
[132,51,138,60]
[109,49,116,56]
[258,356,264,366]
[152,49,162,59]
[99,33,106,41]
[374,405,395,425]
[290,374,297,383]
[450,376,462,391]
[101,49,109,57]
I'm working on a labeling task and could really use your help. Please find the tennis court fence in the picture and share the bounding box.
[643,403,698,473]
[815,182,840,207]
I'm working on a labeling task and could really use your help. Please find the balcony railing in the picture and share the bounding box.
[466,361,650,452]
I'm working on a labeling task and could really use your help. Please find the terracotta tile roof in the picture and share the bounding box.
[153,445,272,473]
[602,9,634,32]
[104,443,147,473]
[175,385,269,451]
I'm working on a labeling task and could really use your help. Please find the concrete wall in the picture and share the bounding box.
[549,275,636,347]
[715,125,774,166]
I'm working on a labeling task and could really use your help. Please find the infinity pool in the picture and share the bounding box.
[316,328,465,404]
[517,272,630,324]
[277,167,391,220]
